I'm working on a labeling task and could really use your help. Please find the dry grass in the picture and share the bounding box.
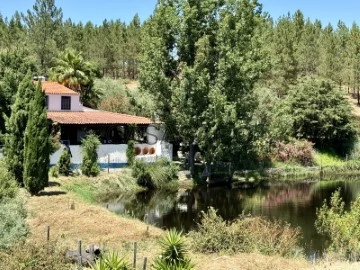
[192,253,308,270]
[345,94,360,119]
[25,180,163,262]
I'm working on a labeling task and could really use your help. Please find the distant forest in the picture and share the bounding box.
[1,1,360,92]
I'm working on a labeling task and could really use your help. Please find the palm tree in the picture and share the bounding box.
[50,49,101,107]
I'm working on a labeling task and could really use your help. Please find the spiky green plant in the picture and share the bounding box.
[152,229,194,270]
[91,251,130,270]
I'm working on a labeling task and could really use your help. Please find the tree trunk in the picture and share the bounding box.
[189,142,195,176]
[358,88,360,106]
[205,162,212,183]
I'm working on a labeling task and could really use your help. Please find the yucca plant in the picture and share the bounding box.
[91,251,130,270]
[152,229,194,270]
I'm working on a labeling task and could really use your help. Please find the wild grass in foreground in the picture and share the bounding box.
[188,207,302,258]
[0,241,71,270]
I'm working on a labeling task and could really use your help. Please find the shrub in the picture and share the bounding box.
[49,166,59,178]
[0,161,18,200]
[152,229,194,270]
[316,189,360,260]
[0,196,28,249]
[58,148,71,176]
[273,140,314,166]
[81,132,101,177]
[91,251,131,270]
[126,140,136,166]
[188,207,302,257]
[0,241,70,269]
[132,158,179,189]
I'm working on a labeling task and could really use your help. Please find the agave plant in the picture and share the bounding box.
[152,229,194,270]
[91,251,130,270]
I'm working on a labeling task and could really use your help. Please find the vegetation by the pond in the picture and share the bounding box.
[231,148,360,183]
[132,158,179,190]
[316,189,360,261]
[61,169,144,203]
[188,207,302,258]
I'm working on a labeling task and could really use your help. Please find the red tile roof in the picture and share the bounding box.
[37,81,79,96]
[47,111,154,125]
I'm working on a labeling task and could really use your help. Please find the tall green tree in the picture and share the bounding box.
[0,51,37,135]
[23,82,51,195]
[197,0,265,167]
[317,24,339,82]
[3,73,36,185]
[141,0,266,172]
[271,15,298,96]
[23,0,63,73]
[296,19,320,76]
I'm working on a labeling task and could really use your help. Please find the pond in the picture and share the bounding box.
[105,179,360,257]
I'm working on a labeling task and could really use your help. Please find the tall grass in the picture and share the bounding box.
[0,195,28,249]
[188,207,302,258]
[132,158,179,190]
[0,241,70,269]
[62,170,144,203]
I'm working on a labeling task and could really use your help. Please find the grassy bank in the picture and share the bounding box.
[232,151,360,183]
[60,169,145,203]
[60,168,194,204]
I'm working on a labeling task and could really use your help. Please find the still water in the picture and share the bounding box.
[106,179,360,256]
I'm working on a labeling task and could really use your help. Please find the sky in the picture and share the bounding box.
[0,0,360,27]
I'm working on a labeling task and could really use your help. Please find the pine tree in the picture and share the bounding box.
[3,73,35,185]
[24,0,63,73]
[23,82,50,195]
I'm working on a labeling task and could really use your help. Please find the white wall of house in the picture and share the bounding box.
[47,94,83,111]
[50,141,173,168]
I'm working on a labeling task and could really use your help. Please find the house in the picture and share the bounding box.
[42,81,172,168]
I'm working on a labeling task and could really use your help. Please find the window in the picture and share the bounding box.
[61,96,71,110]
[45,95,48,109]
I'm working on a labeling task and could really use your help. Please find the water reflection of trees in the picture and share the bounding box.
[106,180,360,237]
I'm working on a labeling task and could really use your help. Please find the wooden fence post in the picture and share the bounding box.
[142,257,147,270]
[46,225,50,241]
[78,240,82,269]
[133,241,137,269]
